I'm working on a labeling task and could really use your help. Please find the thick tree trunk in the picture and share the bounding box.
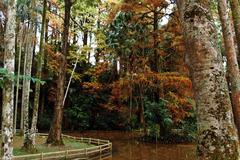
[177,0,240,159]
[31,0,47,146]
[1,0,16,159]
[218,0,240,138]
[230,0,240,62]
[46,0,72,145]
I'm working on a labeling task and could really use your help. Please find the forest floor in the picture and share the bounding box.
[12,135,94,156]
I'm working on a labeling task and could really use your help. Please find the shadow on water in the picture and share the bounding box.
[69,131,196,160]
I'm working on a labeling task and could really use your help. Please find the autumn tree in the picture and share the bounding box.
[177,0,240,159]
[47,0,73,145]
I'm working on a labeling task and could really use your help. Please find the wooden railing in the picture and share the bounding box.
[13,133,112,160]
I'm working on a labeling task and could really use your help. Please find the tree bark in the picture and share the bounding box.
[14,21,22,134]
[177,0,240,159]
[30,0,47,146]
[46,0,72,145]
[150,8,159,73]
[40,0,49,117]
[218,0,240,138]
[21,0,37,151]
[21,27,35,151]
[230,0,240,63]
[1,0,16,159]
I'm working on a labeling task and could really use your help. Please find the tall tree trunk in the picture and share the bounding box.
[21,27,35,151]
[30,0,47,146]
[73,16,78,45]
[88,32,92,63]
[83,31,88,46]
[40,1,49,117]
[83,31,89,60]
[230,0,240,62]
[14,21,21,134]
[150,9,159,73]
[218,0,240,137]
[21,0,36,151]
[1,0,16,159]
[46,0,72,145]
[177,0,240,159]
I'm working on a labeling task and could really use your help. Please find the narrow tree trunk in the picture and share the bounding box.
[46,0,72,145]
[21,0,37,151]
[139,85,145,132]
[40,1,49,117]
[73,16,78,45]
[150,9,159,73]
[1,0,16,159]
[30,0,47,146]
[20,39,26,133]
[21,27,35,151]
[83,31,88,46]
[14,21,21,134]
[230,0,240,62]
[177,0,240,159]
[218,0,240,138]
[83,31,89,60]
[88,32,92,63]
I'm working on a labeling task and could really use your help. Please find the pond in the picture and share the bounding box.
[69,131,196,160]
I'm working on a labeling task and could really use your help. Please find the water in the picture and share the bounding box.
[69,131,196,160]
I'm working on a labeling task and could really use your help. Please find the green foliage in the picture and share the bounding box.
[129,115,139,129]
[144,99,173,129]
[38,114,52,131]
[65,105,90,131]
[177,107,197,142]
[0,67,45,88]
[107,12,150,58]
[146,123,160,139]
[144,99,173,138]
[17,0,31,20]
[64,94,92,130]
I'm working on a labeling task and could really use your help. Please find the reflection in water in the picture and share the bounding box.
[69,131,196,160]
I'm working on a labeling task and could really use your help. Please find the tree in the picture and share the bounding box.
[1,0,16,159]
[218,0,240,137]
[21,0,36,152]
[31,0,47,146]
[46,0,73,145]
[177,0,240,159]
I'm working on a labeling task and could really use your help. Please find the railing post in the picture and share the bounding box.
[85,148,87,157]
[110,142,112,152]
[65,150,68,159]
[41,152,43,160]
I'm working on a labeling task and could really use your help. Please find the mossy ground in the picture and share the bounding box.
[8,135,94,156]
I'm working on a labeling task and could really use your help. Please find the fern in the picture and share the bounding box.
[0,67,45,88]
